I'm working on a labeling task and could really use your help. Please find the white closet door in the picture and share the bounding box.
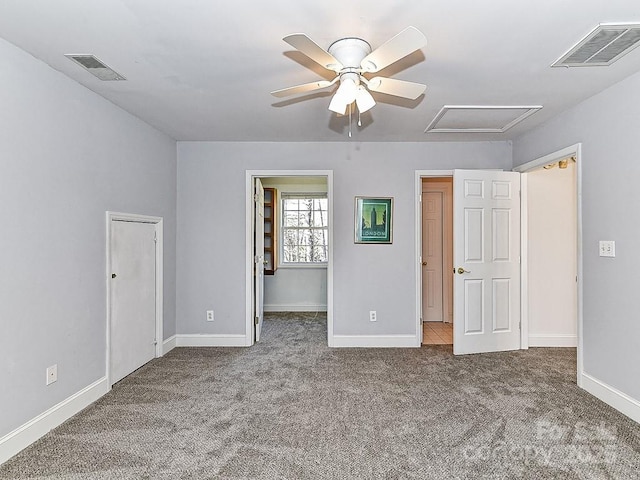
[111,221,156,384]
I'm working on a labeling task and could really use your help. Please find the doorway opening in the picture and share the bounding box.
[515,143,583,386]
[416,169,522,355]
[421,177,453,346]
[246,171,334,347]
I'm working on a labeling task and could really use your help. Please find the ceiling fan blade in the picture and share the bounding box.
[283,34,343,72]
[360,26,427,73]
[271,80,335,98]
[365,77,426,100]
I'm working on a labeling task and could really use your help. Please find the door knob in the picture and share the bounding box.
[457,267,471,274]
[421,261,427,266]
[111,273,117,279]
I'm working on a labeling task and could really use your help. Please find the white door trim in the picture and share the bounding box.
[414,170,454,345]
[513,143,583,387]
[106,212,163,387]
[519,173,529,350]
[245,170,334,347]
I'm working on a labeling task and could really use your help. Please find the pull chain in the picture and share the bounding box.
[358,109,362,127]
[348,103,352,138]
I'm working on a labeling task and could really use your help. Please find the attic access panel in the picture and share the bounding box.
[424,105,542,134]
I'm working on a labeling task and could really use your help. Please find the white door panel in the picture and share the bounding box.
[453,170,521,355]
[111,221,156,384]
[254,178,265,342]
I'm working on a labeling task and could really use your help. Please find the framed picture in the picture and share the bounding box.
[354,197,393,244]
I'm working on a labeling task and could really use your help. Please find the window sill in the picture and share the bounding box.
[278,263,328,270]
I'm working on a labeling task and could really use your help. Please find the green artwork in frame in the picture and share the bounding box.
[354,197,393,244]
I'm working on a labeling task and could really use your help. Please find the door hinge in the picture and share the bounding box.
[255,316,259,325]
[253,193,259,202]
[153,232,157,243]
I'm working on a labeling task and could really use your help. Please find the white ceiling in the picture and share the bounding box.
[1,0,640,142]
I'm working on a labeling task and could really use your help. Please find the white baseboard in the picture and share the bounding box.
[162,335,177,355]
[264,304,327,312]
[528,334,577,347]
[330,334,419,348]
[581,372,640,424]
[176,334,249,347]
[0,376,109,465]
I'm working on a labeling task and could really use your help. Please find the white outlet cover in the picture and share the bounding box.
[46,364,58,385]
[599,240,615,257]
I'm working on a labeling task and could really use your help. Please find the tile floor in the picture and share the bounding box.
[422,321,453,345]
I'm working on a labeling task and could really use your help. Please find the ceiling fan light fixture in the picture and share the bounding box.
[328,74,359,114]
[355,87,376,113]
[328,94,348,115]
[337,75,358,102]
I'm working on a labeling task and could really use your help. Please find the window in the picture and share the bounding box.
[281,194,328,264]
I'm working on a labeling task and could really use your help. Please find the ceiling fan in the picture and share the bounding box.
[271,27,427,116]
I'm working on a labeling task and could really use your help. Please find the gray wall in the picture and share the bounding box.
[264,268,327,311]
[176,141,511,337]
[513,70,640,401]
[0,38,177,437]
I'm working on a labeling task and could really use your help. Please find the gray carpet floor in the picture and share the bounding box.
[1,312,639,479]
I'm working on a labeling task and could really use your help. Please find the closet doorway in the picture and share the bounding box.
[245,170,334,346]
[421,178,453,345]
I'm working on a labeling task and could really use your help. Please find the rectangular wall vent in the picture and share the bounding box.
[553,23,640,67]
[64,54,126,81]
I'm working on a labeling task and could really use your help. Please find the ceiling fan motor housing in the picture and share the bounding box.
[328,38,372,71]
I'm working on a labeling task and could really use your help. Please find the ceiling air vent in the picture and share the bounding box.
[64,54,126,81]
[553,23,640,67]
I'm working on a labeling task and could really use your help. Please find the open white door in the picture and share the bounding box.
[254,178,265,342]
[453,170,521,355]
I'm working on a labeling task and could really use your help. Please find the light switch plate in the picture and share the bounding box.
[599,240,615,257]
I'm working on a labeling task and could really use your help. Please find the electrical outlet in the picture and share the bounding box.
[46,364,57,385]
[369,310,377,322]
[206,310,214,322]
[599,240,615,257]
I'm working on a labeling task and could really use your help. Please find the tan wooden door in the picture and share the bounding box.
[422,179,453,324]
